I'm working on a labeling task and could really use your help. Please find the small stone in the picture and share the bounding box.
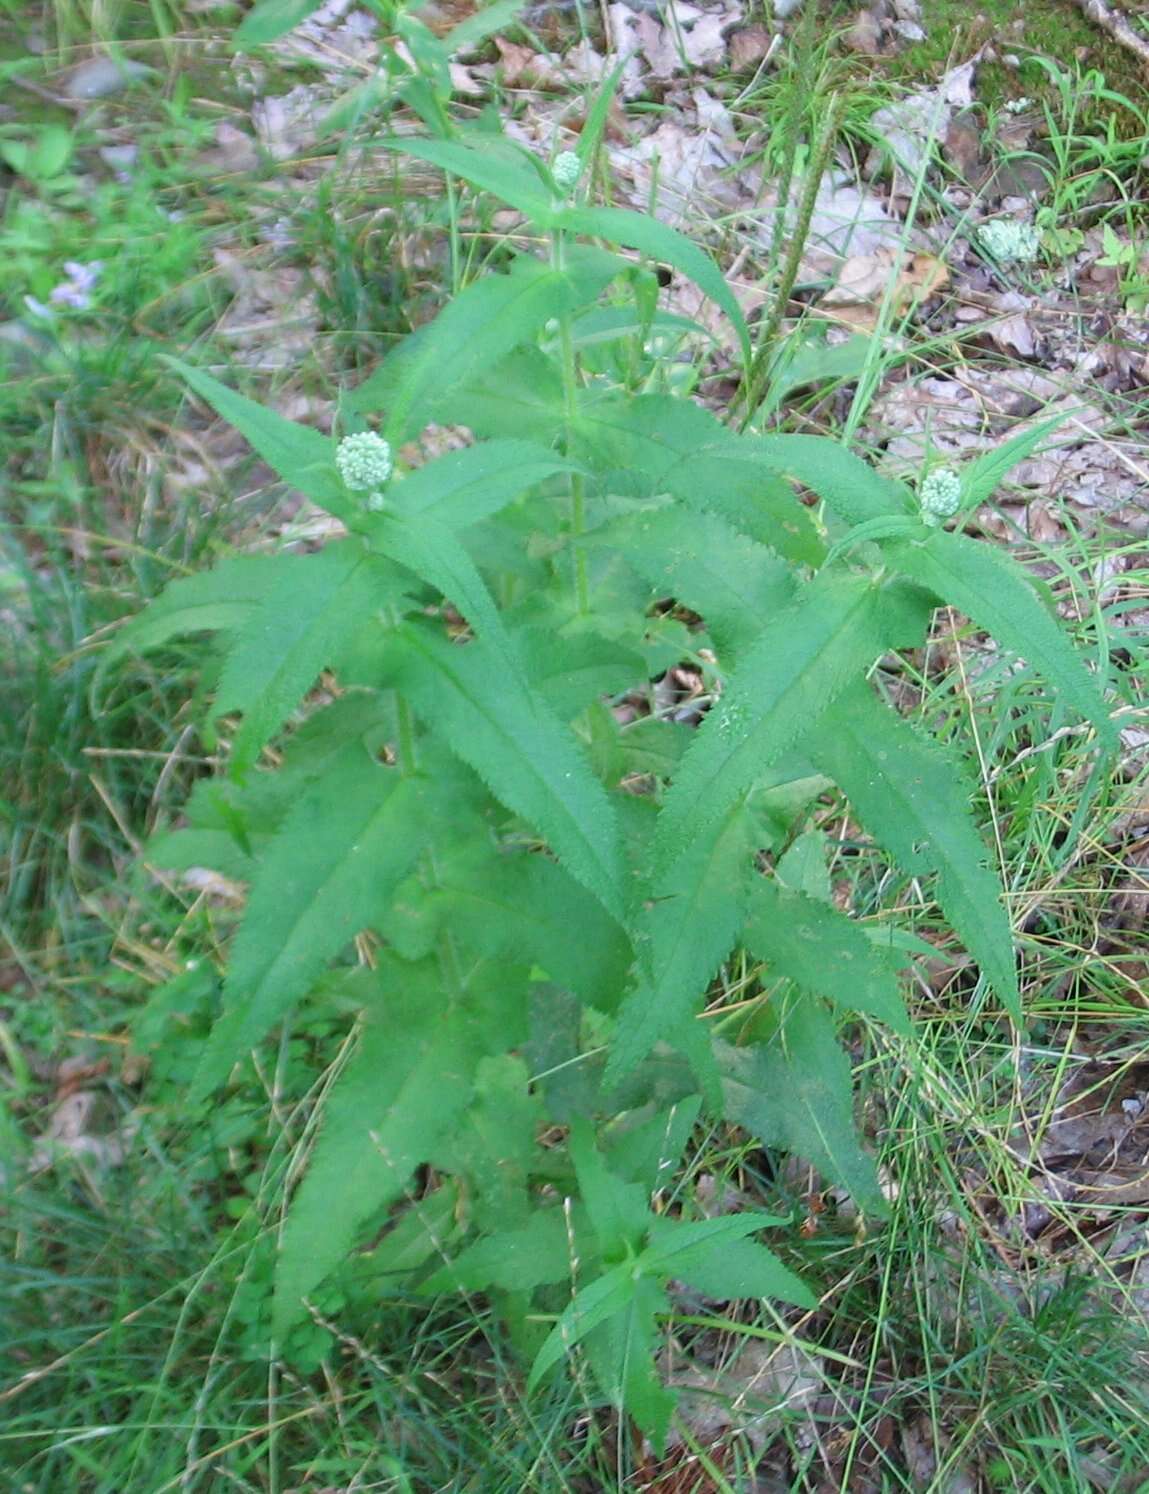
[845,10,884,53]
[63,56,151,99]
[729,24,775,69]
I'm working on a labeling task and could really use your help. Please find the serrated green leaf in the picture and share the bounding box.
[352,263,564,441]
[662,1234,815,1307]
[885,531,1115,749]
[358,1183,462,1291]
[814,682,1020,1015]
[431,1055,540,1231]
[651,573,892,876]
[235,0,323,47]
[100,554,283,679]
[450,347,566,442]
[776,828,830,902]
[591,505,796,664]
[642,1214,813,1308]
[518,629,646,720]
[274,980,483,1337]
[387,844,632,1007]
[606,798,757,1086]
[960,414,1067,510]
[750,433,914,526]
[421,1206,572,1294]
[720,995,886,1214]
[213,542,389,779]
[163,359,349,517]
[606,1097,702,1194]
[390,624,626,921]
[192,753,430,1099]
[372,511,523,679]
[571,395,822,566]
[555,205,750,369]
[146,827,255,882]
[583,1275,676,1453]
[382,439,576,531]
[570,1118,653,1255]
[527,1259,640,1390]
[743,877,909,1032]
[376,135,556,223]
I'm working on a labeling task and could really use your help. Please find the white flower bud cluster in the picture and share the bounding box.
[552,150,582,194]
[977,219,1041,266]
[919,467,963,526]
[336,432,393,503]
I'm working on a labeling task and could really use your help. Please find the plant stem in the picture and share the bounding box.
[552,225,590,615]
[740,92,843,432]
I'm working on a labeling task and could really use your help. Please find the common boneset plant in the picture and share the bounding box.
[107,120,1116,1449]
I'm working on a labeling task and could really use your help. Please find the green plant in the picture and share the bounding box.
[1094,221,1149,312]
[105,118,1118,1451]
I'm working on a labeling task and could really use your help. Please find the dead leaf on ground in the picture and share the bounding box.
[817,247,948,329]
[728,24,776,70]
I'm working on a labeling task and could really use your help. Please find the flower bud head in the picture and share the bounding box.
[552,150,581,194]
[919,467,963,525]
[336,431,393,491]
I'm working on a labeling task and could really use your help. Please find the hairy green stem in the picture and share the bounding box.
[551,225,590,615]
[740,92,843,432]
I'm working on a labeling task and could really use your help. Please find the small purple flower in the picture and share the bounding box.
[48,260,104,310]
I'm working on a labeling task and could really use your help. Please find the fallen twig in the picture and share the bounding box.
[1073,0,1149,67]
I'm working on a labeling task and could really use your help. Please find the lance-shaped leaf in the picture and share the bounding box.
[273,974,484,1338]
[236,0,323,47]
[386,843,632,1009]
[749,433,914,527]
[191,752,430,1099]
[555,204,751,368]
[590,505,797,664]
[605,798,758,1087]
[643,1213,814,1307]
[382,439,577,531]
[421,1206,572,1295]
[212,542,391,779]
[885,531,1116,749]
[814,682,1020,1015]
[959,413,1067,512]
[390,624,627,921]
[372,511,525,682]
[352,248,620,441]
[99,554,285,680]
[571,395,822,565]
[164,358,350,518]
[375,135,556,222]
[742,877,909,1032]
[720,994,887,1215]
[652,572,892,876]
